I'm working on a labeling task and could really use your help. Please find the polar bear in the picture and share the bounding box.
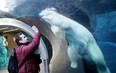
[39,8,110,73]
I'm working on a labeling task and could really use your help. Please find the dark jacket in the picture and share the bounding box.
[16,32,40,73]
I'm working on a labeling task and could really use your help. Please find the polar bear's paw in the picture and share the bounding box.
[51,25,61,35]
[70,62,77,69]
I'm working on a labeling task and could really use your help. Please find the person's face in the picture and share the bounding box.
[19,34,29,44]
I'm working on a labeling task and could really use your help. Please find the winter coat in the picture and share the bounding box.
[16,32,41,73]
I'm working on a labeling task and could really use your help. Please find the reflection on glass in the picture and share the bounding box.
[0,36,8,67]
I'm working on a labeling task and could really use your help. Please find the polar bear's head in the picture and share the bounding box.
[39,8,58,24]
[39,7,57,17]
[39,8,66,28]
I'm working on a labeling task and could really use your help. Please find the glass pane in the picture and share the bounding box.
[0,36,8,67]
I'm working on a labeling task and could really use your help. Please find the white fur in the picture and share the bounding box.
[39,8,110,73]
[51,25,61,35]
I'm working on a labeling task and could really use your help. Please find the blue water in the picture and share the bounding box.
[98,42,116,73]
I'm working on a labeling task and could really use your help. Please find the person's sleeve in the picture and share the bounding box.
[22,32,40,57]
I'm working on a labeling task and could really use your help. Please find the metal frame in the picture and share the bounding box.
[0,18,49,73]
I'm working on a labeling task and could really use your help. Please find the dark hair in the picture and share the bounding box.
[15,32,23,46]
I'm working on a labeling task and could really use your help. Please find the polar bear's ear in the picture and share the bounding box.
[46,7,57,11]
[50,7,56,11]
[51,7,57,12]
[46,7,57,12]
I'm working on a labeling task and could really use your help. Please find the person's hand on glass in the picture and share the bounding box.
[32,26,39,33]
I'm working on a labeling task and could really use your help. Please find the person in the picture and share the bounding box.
[15,26,41,73]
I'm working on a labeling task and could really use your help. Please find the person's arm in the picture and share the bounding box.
[22,26,40,57]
